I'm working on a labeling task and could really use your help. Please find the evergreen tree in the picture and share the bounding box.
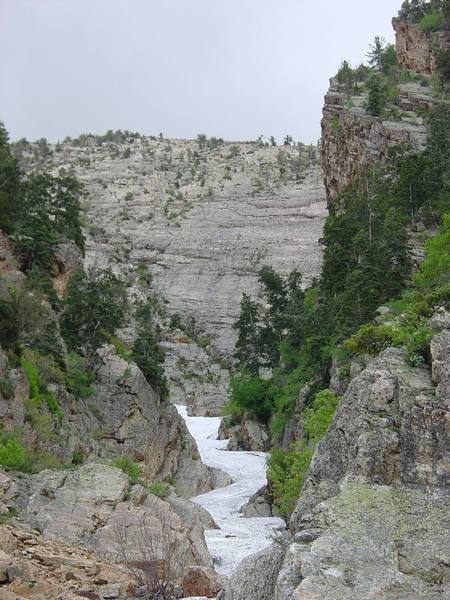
[366,73,385,116]
[132,298,168,398]
[61,267,128,357]
[13,173,84,271]
[233,293,261,374]
[0,123,21,233]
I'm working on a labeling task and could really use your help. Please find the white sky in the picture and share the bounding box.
[0,0,398,143]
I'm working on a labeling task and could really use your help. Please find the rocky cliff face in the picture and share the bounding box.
[393,16,449,76]
[321,14,450,209]
[321,79,434,209]
[37,138,326,356]
[19,136,326,415]
[223,12,450,600]
[225,322,450,599]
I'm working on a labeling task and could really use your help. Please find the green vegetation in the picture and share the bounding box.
[268,389,338,515]
[0,428,33,472]
[225,373,274,423]
[61,267,128,357]
[420,8,443,29]
[113,454,141,480]
[20,350,64,422]
[131,298,168,399]
[399,0,449,23]
[230,104,449,514]
[66,352,95,399]
[147,480,169,499]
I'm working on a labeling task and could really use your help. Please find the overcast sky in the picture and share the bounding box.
[1,1,398,144]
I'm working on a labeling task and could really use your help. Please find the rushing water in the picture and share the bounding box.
[176,405,285,576]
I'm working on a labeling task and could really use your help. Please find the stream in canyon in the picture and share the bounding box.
[177,405,285,576]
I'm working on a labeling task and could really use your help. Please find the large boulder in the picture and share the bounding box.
[223,544,285,600]
[182,565,226,598]
[291,347,448,526]
[24,462,214,582]
[218,415,271,451]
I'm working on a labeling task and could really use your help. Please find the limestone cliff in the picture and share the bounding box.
[393,16,450,76]
[17,136,326,415]
[321,14,449,209]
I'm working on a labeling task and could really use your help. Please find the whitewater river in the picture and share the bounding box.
[177,406,285,576]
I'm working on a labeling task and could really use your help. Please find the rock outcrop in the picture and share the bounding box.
[321,79,434,208]
[223,544,285,600]
[393,16,450,77]
[14,139,325,348]
[163,339,230,417]
[224,333,450,600]
[0,522,136,600]
[1,462,220,593]
[217,416,271,452]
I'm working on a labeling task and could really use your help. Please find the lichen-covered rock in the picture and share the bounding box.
[278,481,450,600]
[291,346,448,526]
[225,335,449,600]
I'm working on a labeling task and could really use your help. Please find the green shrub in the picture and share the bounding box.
[419,9,443,31]
[224,372,274,423]
[436,49,450,84]
[413,214,450,294]
[0,429,33,472]
[302,389,338,443]
[112,455,141,481]
[66,352,94,399]
[71,448,84,465]
[111,336,132,361]
[345,323,396,355]
[20,353,42,407]
[0,298,20,352]
[169,313,183,330]
[147,480,169,499]
[0,507,18,524]
[0,374,14,400]
[268,389,338,516]
[20,350,64,420]
[268,444,313,516]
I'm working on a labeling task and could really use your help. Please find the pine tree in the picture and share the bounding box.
[61,267,128,357]
[233,293,261,374]
[0,123,21,233]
